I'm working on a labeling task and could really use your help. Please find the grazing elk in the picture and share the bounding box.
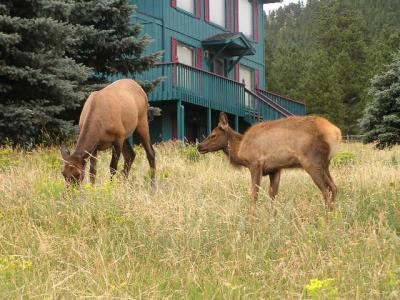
[60,79,155,186]
[197,112,342,220]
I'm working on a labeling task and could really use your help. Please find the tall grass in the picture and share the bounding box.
[0,142,399,299]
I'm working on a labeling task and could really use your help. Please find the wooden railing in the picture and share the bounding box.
[136,62,305,122]
[257,89,307,116]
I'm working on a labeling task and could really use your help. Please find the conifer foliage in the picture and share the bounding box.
[0,0,162,146]
[266,0,400,135]
[0,1,89,146]
[68,0,162,91]
[360,50,400,149]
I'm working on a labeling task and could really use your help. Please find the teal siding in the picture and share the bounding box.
[133,0,267,88]
[128,0,306,141]
[130,0,163,19]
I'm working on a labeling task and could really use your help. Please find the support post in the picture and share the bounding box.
[207,108,212,135]
[177,100,185,141]
[235,115,239,131]
[180,104,185,141]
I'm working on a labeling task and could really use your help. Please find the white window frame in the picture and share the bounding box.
[177,42,195,66]
[239,65,254,107]
[238,0,254,39]
[176,0,196,14]
[209,0,226,28]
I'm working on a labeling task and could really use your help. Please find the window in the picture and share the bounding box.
[177,43,195,66]
[176,43,195,90]
[210,0,226,27]
[238,0,253,38]
[177,0,195,14]
[239,65,254,106]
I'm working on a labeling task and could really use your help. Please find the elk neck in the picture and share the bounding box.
[71,119,98,163]
[222,128,246,167]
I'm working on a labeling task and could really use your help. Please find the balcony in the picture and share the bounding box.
[138,62,306,124]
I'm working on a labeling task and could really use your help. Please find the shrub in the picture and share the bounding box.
[331,151,356,167]
[180,145,200,162]
[0,149,16,170]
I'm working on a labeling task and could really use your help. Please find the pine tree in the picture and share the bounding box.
[68,0,163,92]
[360,50,400,149]
[0,1,90,146]
[0,0,162,146]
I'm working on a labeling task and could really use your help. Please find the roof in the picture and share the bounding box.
[262,0,282,3]
[202,32,256,57]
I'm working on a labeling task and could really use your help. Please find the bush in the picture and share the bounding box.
[331,151,356,167]
[180,145,200,162]
[0,149,16,170]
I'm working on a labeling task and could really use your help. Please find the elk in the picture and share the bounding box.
[197,112,342,220]
[60,79,155,186]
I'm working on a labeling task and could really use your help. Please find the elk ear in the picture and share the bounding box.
[218,112,229,130]
[60,146,70,161]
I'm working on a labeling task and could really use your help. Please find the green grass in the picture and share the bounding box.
[0,142,399,299]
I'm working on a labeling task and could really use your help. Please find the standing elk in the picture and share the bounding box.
[197,112,342,220]
[60,79,155,186]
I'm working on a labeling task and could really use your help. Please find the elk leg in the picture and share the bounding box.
[89,148,98,185]
[324,167,337,208]
[305,166,334,211]
[269,170,281,215]
[248,165,262,222]
[136,119,156,189]
[110,141,122,179]
[122,139,136,178]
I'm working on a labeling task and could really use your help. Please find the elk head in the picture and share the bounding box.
[60,146,85,185]
[197,112,230,154]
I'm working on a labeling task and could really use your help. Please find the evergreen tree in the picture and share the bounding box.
[0,0,162,146]
[265,0,400,134]
[360,50,400,149]
[68,0,163,92]
[316,0,368,133]
[0,1,89,146]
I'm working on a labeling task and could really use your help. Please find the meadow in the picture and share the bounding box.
[0,142,399,299]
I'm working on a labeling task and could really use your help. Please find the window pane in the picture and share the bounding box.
[240,65,253,107]
[210,0,225,27]
[177,0,195,14]
[240,65,253,89]
[239,0,253,38]
[177,43,194,66]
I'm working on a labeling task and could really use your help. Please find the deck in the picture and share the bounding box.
[138,62,306,124]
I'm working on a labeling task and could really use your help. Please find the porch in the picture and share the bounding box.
[137,62,306,142]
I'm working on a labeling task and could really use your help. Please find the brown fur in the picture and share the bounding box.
[61,79,155,186]
[198,113,342,221]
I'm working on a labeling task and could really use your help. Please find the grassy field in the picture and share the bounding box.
[0,142,399,299]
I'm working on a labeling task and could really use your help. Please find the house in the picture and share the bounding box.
[132,0,306,142]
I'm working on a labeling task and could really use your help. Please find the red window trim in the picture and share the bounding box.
[196,0,201,18]
[235,64,240,82]
[196,48,203,69]
[171,0,177,8]
[227,0,232,31]
[234,0,239,32]
[171,37,178,62]
[204,0,210,21]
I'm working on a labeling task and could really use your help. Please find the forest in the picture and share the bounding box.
[266,0,400,136]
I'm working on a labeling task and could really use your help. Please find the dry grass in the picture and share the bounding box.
[0,142,399,299]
